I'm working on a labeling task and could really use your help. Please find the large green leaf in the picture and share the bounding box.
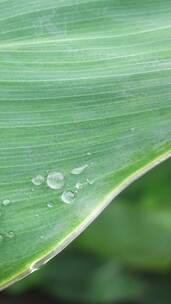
[0,0,170,289]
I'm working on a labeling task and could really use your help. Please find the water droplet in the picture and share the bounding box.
[47,203,53,208]
[86,152,91,156]
[32,175,44,186]
[71,164,88,175]
[75,182,83,189]
[0,234,3,241]
[61,191,75,204]
[2,199,10,206]
[47,172,64,190]
[30,265,39,273]
[86,178,94,185]
[6,231,15,238]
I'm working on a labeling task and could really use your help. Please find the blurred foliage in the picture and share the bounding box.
[3,158,171,303]
[76,158,171,270]
[6,249,146,303]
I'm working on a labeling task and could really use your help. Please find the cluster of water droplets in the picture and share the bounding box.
[31,152,94,206]
[0,198,15,241]
[0,153,94,242]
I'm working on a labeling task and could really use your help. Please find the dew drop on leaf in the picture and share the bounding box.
[61,191,75,204]
[2,199,10,206]
[47,172,64,190]
[86,152,91,156]
[86,178,94,185]
[71,164,88,175]
[47,203,54,208]
[75,182,83,189]
[32,175,44,186]
[6,231,15,238]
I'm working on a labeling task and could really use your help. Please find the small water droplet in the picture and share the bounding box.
[75,182,83,189]
[2,199,10,206]
[6,231,15,238]
[71,164,88,175]
[0,234,3,241]
[86,178,94,185]
[47,203,54,208]
[47,172,64,190]
[30,265,39,273]
[86,152,91,156]
[32,175,44,186]
[61,191,75,204]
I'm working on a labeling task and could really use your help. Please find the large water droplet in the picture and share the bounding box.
[2,199,10,206]
[32,175,44,186]
[47,172,64,190]
[61,191,75,204]
[6,231,15,238]
[71,164,88,175]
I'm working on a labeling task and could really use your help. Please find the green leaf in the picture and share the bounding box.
[0,0,170,289]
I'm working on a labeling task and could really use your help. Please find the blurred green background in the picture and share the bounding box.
[1,158,171,304]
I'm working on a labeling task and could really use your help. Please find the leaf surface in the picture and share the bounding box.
[0,0,171,289]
